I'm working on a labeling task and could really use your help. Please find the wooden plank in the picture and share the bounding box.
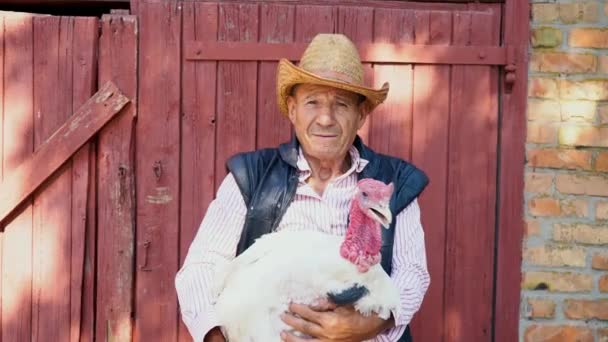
[1,13,33,342]
[70,17,97,342]
[0,15,4,342]
[444,11,498,342]
[294,5,335,43]
[214,3,259,191]
[0,81,129,226]
[135,3,181,341]
[336,5,373,143]
[256,3,294,149]
[494,1,527,341]
[370,8,414,161]
[31,15,73,342]
[80,141,96,342]
[180,4,217,340]
[97,13,137,342]
[185,41,507,65]
[409,9,452,342]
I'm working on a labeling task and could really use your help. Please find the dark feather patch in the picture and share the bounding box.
[327,284,369,305]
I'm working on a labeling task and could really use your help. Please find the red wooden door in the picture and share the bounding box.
[0,11,137,342]
[168,1,513,341]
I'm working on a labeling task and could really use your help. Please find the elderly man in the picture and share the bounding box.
[176,34,430,342]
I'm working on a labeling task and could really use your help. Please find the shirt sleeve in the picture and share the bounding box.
[372,199,431,342]
[175,173,247,342]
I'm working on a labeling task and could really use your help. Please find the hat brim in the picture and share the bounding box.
[276,59,389,115]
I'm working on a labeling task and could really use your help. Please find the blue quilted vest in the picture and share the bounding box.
[226,135,428,342]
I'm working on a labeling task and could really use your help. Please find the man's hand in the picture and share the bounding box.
[280,301,394,342]
[204,327,226,342]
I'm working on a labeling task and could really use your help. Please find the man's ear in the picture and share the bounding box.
[287,96,297,124]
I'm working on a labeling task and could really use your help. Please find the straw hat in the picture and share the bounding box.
[276,33,389,115]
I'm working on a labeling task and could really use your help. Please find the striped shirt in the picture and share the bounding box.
[175,146,430,342]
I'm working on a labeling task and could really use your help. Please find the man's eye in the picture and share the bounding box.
[306,100,317,105]
[337,102,347,107]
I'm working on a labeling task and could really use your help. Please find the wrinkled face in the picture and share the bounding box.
[287,84,368,162]
[356,179,394,228]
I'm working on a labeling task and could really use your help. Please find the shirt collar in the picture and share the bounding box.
[296,145,369,182]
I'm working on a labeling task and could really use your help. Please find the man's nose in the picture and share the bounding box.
[316,105,336,126]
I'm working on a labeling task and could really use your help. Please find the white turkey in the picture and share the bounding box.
[213,179,400,341]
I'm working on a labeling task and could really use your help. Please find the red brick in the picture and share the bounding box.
[524,325,593,342]
[528,99,560,121]
[559,3,599,24]
[553,223,608,245]
[532,27,563,48]
[525,298,556,319]
[524,245,586,267]
[597,201,608,220]
[564,299,608,320]
[529,197,561,217]
[560,101,596,123]
[598,104,608,124]
[600,275,608,293]
[530,52,596,74]
[599,56,608,74]
[527,149,592,170]
[522,271,593,292]
[559,79,608,101]
[597,152,608,172]
[529,79,559,99]
[558,126,608,148]
[525,172,553,194]
[527,123,558,144]
[560,198,588,217]
[570,28,608,48]
[555,174,608,196]
[525,219,541,238]
[592,252,608,270]
[531,4,559,23]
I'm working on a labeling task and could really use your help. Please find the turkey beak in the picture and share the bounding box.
[369,205,392,228]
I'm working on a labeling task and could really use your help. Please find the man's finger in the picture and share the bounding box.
[281,312,323,337]
[289,303,324,323]
[309,298,337,312]
[280,330,321,342]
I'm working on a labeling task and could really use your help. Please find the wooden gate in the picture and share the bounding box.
[0,1,528,341]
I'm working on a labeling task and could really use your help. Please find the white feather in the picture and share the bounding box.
[214,230,400,342]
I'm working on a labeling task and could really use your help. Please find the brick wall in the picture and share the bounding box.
[524,1,608,341]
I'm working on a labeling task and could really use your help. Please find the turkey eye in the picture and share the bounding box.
[362,192,368,197]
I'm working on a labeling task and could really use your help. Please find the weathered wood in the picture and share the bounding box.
[494,1,528,341]
[257,3,294,149]
[70,16,97,342]
[31,15,73,342]
[179,4,218,340]
[80,142,97,342]
[445,10,499,342]
[214,2,259,191]
[0,81,129,226]
[1,13,33,342]
[370,8,414,161]
[97,13,137,342]
[186,41,508,66]
[0,15,4,341]
[135,3,180,341]
[409,9,451,342]
[337,5,373,143]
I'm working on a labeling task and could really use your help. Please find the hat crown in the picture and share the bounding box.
[298,34,363,86]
